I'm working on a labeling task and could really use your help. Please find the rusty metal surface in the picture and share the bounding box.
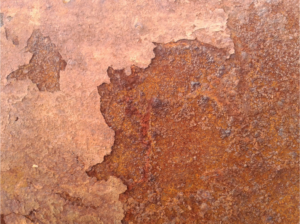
[88,3,299,223]
[0,0,299,223]
[7,29,66,92]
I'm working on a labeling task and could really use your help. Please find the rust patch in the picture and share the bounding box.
[1,1,297,223]
[88,4,299,220]
[1,214,6,224]
[7,29,67,92]
[88,40,245,223]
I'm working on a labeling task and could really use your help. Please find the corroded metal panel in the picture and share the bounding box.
[1,0,299,223]
[88,3,299,223]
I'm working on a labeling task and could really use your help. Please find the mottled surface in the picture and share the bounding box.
[7,29,67,92]
[1,0,237,223]
[89,1,299,223]
[1,78,126,223]
[1,0,299,223]
[90,41,239,223]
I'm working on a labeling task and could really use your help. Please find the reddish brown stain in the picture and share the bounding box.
[7,29,66,92]
[88,40,243,223]
[0,1,296,223]
[1,214,6,224]
[88,3,299,223]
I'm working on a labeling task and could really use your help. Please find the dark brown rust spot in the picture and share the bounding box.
[88,40,243,223]
[88,3,299,223]
[1,214,6,224]
[7,29,66,92]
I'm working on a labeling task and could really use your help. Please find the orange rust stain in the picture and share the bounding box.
[1,1,298,224]
[88,40,240,223]
[89,3,299,223]
[7,29,66,92]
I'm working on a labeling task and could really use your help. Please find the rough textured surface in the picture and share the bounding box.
[1,79,126,223]
[1,0,299,223]
[89,41,239,223]
[7,29,67,92]
[1,1,236,223]
[90,35,299,223]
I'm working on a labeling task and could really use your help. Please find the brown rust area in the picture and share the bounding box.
[88,3,299,221]
[1,214,6,224]
[7,29,67,92]
[89,40,245,223]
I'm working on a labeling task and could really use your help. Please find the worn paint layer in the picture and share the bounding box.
[0,0,237,222]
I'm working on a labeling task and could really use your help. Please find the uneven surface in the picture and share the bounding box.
[1,0,299,223]
[1,74,126,223]
[90,41,239,223]
[7,29,67,92]
[0,1,237,223]
[89,1,299,223]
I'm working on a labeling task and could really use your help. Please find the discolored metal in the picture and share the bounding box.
[88,3,299,223]
[7,29,67,92]
[1,1,298,223]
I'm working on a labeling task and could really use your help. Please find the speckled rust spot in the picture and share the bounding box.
[88,40,242,223]
[0,0,298,223]
[88,3,299,221]
[7,29,66,92]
